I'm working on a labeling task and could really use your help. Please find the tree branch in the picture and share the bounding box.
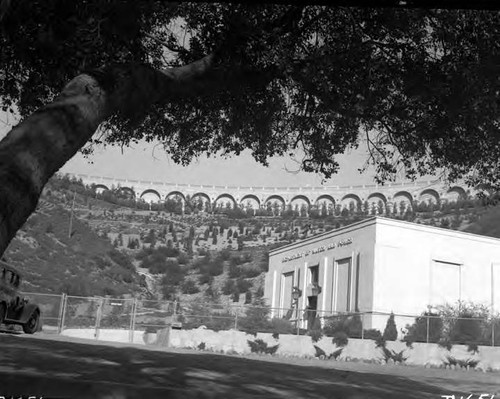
[143,32,187,54]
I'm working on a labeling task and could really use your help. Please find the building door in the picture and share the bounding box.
[335,258,352,312]
[280,272,294,317]
[430,260,461,306]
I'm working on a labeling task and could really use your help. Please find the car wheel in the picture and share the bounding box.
[22,311,40,334]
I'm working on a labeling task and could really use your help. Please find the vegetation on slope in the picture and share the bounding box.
[3,188,147,297]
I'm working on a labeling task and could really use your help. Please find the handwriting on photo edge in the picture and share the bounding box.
[440,394,496,399]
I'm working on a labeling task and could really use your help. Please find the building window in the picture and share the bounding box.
[335,258,352,312]
[354,253,360,312]
[309,265,319,285]
[430,260,462,306]
[280,271,295,317]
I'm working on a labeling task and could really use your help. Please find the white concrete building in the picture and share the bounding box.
[264,217,500,332]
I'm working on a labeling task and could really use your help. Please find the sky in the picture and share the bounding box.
[60,142,380,188]
[0,112,406,188]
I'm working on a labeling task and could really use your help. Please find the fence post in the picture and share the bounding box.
[129,298,137,344]
[95,297,104,340]
[426,315,430,344]
[361,313,364,340]
[57,293,67,334]
[296,307,301,336]
[492,319,495,347]
[234,308,238,330]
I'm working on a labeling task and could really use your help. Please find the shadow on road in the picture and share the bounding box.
[0,334,494,399]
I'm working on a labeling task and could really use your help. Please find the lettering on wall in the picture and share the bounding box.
[281,237,353,263]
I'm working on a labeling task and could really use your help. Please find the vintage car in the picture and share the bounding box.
[0,260,41,334]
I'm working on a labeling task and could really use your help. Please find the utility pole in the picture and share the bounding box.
[68,190,76,238]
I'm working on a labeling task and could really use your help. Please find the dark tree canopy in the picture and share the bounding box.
[2,1,500,188]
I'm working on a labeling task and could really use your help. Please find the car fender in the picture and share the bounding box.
[18,303,40,324]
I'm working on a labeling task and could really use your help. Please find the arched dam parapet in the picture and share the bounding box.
[66,173,475,206]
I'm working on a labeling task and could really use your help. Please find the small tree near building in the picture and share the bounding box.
[383,312,398,341]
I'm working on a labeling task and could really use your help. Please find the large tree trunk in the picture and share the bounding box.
[0,55,215,257]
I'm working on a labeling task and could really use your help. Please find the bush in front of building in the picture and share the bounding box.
[448,313,484,346]
[269,317,295,337]
[323,314,363,338]
[403,302,497,348]
[308,318,323,343]
[403,311,443,345]
[363,328,383,341]
[237,298,272,335]
[332,331,349,347]
[437,301,493,348]
[482,318,500,347]
[382,312,398,341]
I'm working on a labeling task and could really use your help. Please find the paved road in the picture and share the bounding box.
[0,332,499,399]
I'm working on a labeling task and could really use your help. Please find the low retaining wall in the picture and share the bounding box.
[60,327,500,371]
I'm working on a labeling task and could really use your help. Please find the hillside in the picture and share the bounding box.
[8,173,500,308]
[3,190,148,297]
[463,203,500,239]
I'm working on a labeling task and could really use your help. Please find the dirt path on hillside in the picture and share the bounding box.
[1,333,498,399]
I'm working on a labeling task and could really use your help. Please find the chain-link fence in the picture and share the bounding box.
[24,292,500,347]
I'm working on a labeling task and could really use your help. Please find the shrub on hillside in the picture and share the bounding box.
[145,259,168,274]
[246,268,262,278]
[230,255,243,267]
[232,290,240,302]
[93,255,112,270]
[197,248,208,256]
[228,263,241,279]
[218,249,231,261]
[177,252,190,265]
[108,249,135,271]
[157,245,180,258]
[197,271,210,285]
[205,284,220,300]
[206,258,224,276]
[236,278,252,293]
[160,283,177,300]
[181,279,200,295]
[127,238,140,249]
[222,279,237,295]
[244,291,252,304]
[253,286,264,298]
[59,278,91,297]
[258,252,270,272]
[156,261,184,286]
